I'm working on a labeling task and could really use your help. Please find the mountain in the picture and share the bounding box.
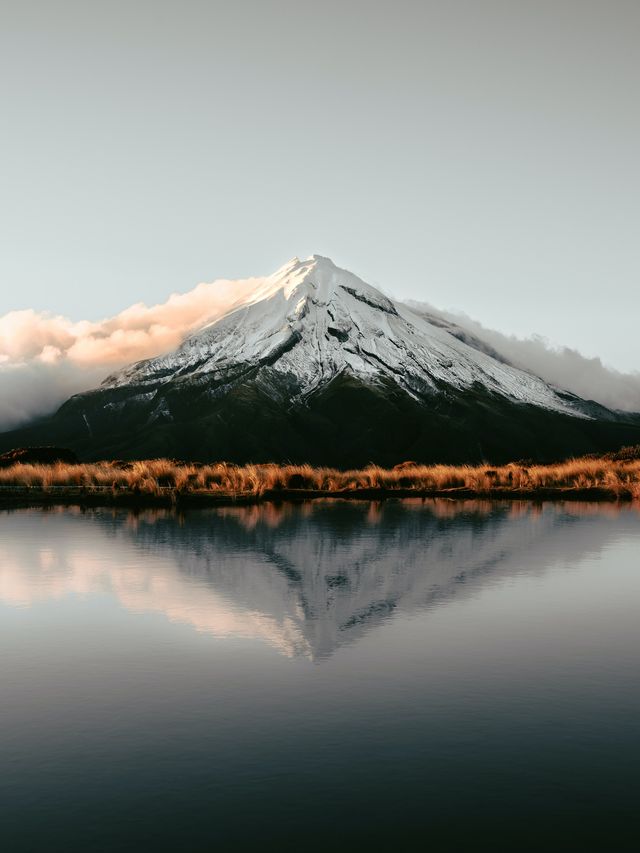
[2,255,639,464]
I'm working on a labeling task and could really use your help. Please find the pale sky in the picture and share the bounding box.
[1,0,639,370]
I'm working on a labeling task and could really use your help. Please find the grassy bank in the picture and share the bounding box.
[0,456,639,507]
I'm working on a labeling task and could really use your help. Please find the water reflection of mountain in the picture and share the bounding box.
[1,501,636,659]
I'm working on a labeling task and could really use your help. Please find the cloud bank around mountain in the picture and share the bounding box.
[0,276,265,430]
[410,302,640,415]
[0,279,639,431]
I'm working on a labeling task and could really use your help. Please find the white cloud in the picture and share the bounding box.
[409,302,640,413]
[0,275,265,429]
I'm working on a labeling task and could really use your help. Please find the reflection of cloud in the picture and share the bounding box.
[0,536,311,658]
[0,501,636,660]
[108,563,311,659]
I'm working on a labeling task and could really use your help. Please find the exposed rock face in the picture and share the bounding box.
[1,256,639,464]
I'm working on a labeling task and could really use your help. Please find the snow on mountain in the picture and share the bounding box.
[103,255,583,416]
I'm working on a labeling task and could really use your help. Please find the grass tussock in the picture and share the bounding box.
[0,455,639,501]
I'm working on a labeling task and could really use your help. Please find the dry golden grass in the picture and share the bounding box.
[0,456,639,500]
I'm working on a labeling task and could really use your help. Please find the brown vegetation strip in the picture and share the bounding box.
[0,457,639,507]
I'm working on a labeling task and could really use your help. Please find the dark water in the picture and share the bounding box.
[1,500,639,851]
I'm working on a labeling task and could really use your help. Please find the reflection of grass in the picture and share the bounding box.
[0,454,639,501]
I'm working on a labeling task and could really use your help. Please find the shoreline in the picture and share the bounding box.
[1,453,638,509]
[0,484,636,510]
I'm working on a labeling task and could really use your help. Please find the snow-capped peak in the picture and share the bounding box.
[237,254,395,312]
[102,255,585,417]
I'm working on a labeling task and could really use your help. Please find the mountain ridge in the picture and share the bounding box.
[98,255,590,415]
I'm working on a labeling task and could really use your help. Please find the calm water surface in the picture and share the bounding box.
[1,500,639,851]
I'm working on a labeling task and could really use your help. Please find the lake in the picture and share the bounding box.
[1,500,639,851]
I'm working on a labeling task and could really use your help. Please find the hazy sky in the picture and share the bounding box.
[1,0,639,370]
